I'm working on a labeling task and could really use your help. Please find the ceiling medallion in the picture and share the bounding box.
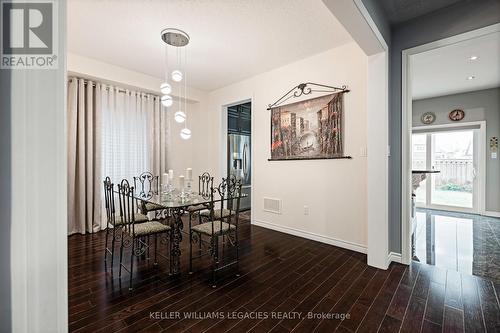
[161,28,190,47]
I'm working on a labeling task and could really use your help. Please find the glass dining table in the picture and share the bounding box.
[134,190,246,275]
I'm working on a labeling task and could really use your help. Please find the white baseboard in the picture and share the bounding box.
[483,210,500,218]
[387,252,402,266]
[251,219,367,254]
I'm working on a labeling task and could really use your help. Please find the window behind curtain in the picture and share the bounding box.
[101,89,149,185]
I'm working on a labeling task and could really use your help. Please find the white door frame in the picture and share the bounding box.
[401,23,500,264]
[411,121,486,214]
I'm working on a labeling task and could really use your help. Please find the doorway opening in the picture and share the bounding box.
[402,24,500,282]
[226,101,252,212]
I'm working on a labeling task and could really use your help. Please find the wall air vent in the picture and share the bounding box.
[263,197,281,214]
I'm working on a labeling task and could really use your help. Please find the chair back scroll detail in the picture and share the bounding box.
[133,171,159,199]
[117,179,136,235]
[103,176,117,227]
[199,172,214,199]
[210,175,242,234]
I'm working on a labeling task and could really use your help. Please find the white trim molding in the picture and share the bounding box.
[483,211,500,218]
[401,23,500,265]
[387,252,402,266]
[252,219,367,254]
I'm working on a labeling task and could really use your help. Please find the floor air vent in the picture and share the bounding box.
[263,197,281,214]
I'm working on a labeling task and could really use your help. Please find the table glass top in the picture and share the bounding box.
[134,190,247,209]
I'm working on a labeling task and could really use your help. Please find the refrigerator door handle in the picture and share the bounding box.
[242,143,248,177]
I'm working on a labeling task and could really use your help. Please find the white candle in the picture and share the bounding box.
[168,169,174,180]
[186,168,193,181]
[162,173,169,185]
[178,175,185,189]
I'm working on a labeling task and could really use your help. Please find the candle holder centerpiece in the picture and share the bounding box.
[162,170,175,198]
[185,168,193,196]
[178,175,189,200]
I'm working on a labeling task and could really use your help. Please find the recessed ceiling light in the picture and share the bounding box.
[467,75,476,80]
[469,55,479,61]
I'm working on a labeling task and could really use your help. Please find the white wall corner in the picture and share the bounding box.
[323,0,391,269]
[322,0,387,56]
[367,51,389,270]
[11,1,68,331]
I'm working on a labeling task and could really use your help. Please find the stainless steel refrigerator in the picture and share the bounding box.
[228,134,251,210]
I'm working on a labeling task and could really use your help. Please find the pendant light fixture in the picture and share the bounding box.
[174,110,186,123]
[180,128,192,140]
[161,28,191,139]
[161,94,173,107]
[160,82,172,95]
[171,70,183,82]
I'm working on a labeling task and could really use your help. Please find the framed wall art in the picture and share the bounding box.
[268,83,351,161]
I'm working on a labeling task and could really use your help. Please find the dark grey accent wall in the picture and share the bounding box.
[0,55,12,332]
[412,88,500,213]
[360,0,391,45]
[389,0,500,253]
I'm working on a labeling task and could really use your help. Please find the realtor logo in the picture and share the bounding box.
[1,0,58,69]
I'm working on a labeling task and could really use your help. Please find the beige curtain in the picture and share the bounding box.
[147,94,167,177]
[67,78,103,234]
[67,77,167,234]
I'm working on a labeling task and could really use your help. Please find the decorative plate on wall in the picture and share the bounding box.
[449,109,465,121]
[421,112,436,125]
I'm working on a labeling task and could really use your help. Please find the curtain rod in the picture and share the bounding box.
[68,77,160,99]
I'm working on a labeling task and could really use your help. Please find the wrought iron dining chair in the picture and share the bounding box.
[133,171,164,214]
[117,179,172,290]
[189,177,242,287]
[186,172,214,272]
[197,175,238,221]
[103,177,149,273]
[186,172,214,216]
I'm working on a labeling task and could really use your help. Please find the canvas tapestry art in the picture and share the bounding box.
[270,92,344,160]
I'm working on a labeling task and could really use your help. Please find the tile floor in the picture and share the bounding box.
[415,208,500,283]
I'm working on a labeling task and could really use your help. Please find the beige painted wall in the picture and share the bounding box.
[193,42,369,251]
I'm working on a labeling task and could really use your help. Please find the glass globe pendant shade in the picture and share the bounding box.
[180,128,191,140]
[171,70,183,82]
[160,82,172,95]
[174,111,186,123]
[161,94,173,107]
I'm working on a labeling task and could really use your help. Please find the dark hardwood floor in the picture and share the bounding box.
[68,214,500,332]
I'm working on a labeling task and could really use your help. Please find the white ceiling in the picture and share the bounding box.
[412,31,500,100]
[68,0,352,92]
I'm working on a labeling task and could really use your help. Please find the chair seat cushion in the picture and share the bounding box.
[186,204,207,213]
[129,221,171,236]
[145,202,164,211]
[191,221,235,236]
[199,209,234,219]
[113,213,148,225]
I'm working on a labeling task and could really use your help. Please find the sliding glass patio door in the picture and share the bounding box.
[412,128,479,213]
